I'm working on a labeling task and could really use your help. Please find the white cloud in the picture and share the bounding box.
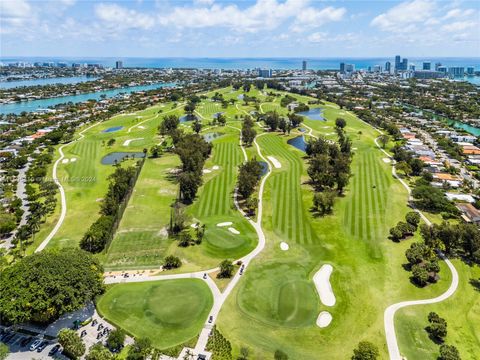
[292,6,346,32]
[371,0,434,33]
[158,0,344,33]
[0,0,32,32]
[95,3,155,30]
[194,0,215,5]
[307,32,327,43]
[442,20,477,32]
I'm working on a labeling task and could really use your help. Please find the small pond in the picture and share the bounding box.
[237,94,244,100]
[297,108,324,121]
[298,128,306,133]
[213,112,224,119]
[259,161,268,176]
[180,114,198,122]
[287,135,307,152]
[203,132,223,142]
[101,152,145,165]
[103,126,124,133]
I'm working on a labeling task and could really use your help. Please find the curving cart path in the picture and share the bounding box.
[105,126,273,355]
[35,122,101,252]
[374,135,459,360]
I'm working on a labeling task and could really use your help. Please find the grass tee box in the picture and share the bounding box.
[97,279,213,349]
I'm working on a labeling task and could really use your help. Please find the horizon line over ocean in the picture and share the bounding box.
[1,56,479,70]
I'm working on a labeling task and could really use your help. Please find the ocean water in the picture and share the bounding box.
[2,57,479,71]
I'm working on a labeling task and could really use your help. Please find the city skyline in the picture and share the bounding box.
[1,0,479,58]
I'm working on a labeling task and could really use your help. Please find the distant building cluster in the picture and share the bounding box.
[338,54,476,80]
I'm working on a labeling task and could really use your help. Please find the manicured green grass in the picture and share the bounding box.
[97,279,213,349]
[102,155,180,270]
[217,98,455,359]
[43,102,183,249]
[168,129,257,272]
[396,260,480,360]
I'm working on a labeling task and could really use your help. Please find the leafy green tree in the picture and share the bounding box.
[106,329,125,351]
[163,255,182,269]
[396,161,412,177]
[58,329,86,359]
[411,264,429,287]
[0,343,9,360]
[335,118,346,129]
[426,312,447,342]
[107,138,116,146]
[159,115,180,135]
[405,211,421,230]
[218,260,234,279]
[0,249,104,324]
[274,350,288,360]
[86,343,113,360]
[313,190,336,215]
[127,338,151,360]
[150,145,162,158]
[439,344,461,360]
[237,159,262,199]
[378,134,389,149]
[0,212,16,235]
[351,341,379,360]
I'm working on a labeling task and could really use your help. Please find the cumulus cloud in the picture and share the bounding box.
[95,3,155,30]
[292,6,346,32]
[371,0,434,33]
[0,0,32,32]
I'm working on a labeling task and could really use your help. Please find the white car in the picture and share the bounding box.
[29,339,43,351]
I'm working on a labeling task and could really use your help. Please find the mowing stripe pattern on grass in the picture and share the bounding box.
[258,135,316,245]
[197,139,243,217]
[344,150,391,246]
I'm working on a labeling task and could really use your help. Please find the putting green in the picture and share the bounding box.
[97,279,213,349]
[237,262,319,328]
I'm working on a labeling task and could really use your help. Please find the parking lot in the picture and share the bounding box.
[0,304,131,359]
[1,327,66,360]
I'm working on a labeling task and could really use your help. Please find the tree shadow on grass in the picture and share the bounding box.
[469,278,480,292]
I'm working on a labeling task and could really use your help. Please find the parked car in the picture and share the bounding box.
[20,336,32,347]
[49,344,61,356]
[80,330,87,338]
[92,319,98,326]
[97,324,103,331]
[208,316,213,323]
[30,339,43,351]
[3,333,15,343]
[37,340,48,352]
[203,273,207,279]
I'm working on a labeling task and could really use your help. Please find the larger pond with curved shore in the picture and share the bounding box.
[101,152,145,165]
[297,108,324,121]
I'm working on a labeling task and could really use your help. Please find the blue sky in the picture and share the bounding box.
[1,0,479,58]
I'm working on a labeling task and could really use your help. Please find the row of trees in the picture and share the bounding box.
[174,133,212,203]
[241,116,256,146]
[389,211,421,241]
[237,158,263,215]
[80,165,140,253]
[260,111,303,134]
[307,119,352,215]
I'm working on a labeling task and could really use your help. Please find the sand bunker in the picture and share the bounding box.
[280,242,289,251]
[383,158,391,163]
[267,156,281,169]
[190,223,199,228]
[138,126,146,129]
[62,159,69,164]
[70,158,77,162]
[217,222,232,227]
[228,227,240,235]
[203,169,212,174]
[316,311,332,328]
[123,138,144,146]
[313,264,336,307]
[212,165,220,170]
